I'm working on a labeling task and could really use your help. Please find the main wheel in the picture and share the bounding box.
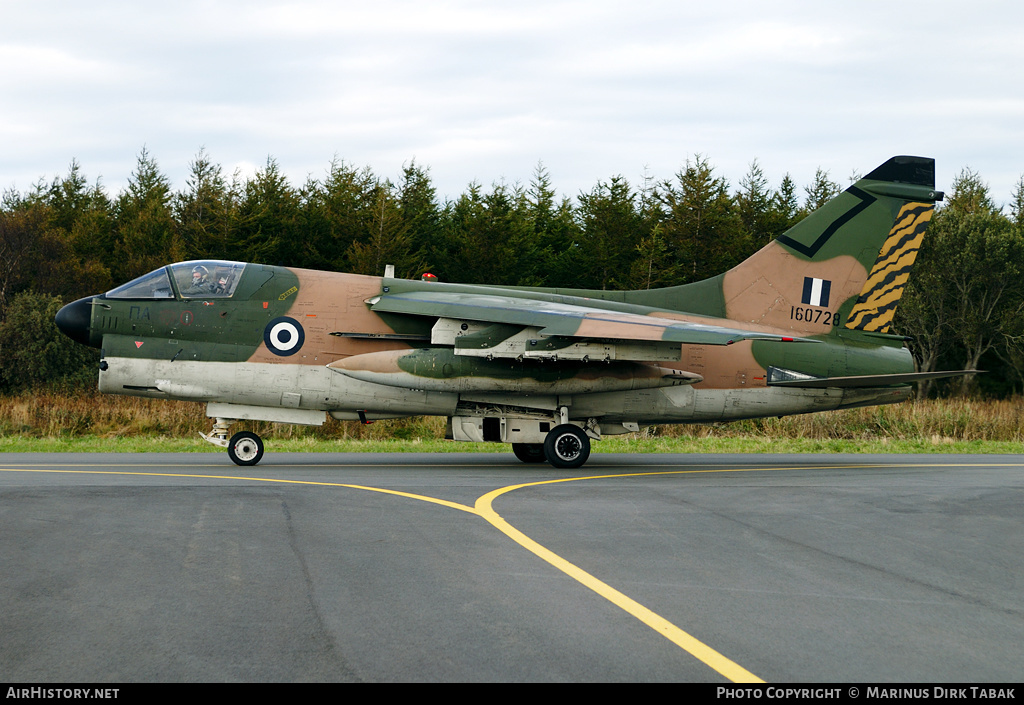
[512,443,546,463]
[228,431,264,466]
[543,424,591,469]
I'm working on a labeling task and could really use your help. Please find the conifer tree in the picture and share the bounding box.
[526,162,579,287]
[302,160,379,271]
[658,155,745,283]
[233,158,300,265]
[347,181,421,278]
[575,176,643,290]
[112,148,181,281]
[438,181,538,286]
[735,159,773,248]
[1011,175,1024,228]
[177,149,235,261]
[397,161,441,276]
[800,167,841,215]
[770,173,800,234]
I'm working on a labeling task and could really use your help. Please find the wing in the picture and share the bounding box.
[369,290,817,362]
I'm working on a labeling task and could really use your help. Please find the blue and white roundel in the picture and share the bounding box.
[264,316,305,356]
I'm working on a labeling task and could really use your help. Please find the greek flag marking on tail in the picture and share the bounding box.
[801,277,831,307]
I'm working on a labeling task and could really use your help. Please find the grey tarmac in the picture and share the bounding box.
[1,452,1022,682]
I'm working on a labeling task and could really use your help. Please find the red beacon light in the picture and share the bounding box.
[421,272,438,282]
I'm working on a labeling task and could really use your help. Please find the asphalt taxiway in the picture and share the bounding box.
[2,452,1022,682]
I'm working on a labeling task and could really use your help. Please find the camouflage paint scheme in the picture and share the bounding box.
[55,156,955,467]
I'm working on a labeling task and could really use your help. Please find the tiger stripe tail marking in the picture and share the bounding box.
[845,202,934,333]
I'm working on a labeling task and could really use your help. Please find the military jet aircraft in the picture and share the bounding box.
[56,156,964,468]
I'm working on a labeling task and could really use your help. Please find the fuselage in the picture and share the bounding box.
[55,259,916,430]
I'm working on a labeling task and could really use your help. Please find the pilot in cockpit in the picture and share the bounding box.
[183,265,214,295]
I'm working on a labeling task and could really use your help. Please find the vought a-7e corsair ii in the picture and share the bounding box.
[56,156,965,468]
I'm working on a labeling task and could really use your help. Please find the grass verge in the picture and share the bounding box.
[1,392,1022,455]
[0,434,1020,456]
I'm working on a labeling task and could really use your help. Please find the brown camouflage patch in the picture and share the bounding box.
[676,340,767,389]
[247,270,412,364]
[573,314,672,341]
[722,241,864,333]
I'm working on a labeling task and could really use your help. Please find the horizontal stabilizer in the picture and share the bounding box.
[767,369,979,389]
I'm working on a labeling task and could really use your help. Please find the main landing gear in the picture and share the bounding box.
[201,418,265,466]
[542,423,591,469]
[513,423,592,469]
[512,443,546,463]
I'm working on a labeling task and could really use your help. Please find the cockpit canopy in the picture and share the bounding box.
[106,261,246,299]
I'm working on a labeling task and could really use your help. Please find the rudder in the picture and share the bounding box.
[844,199,935,332]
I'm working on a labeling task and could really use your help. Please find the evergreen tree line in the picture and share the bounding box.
[2,149,1023,397]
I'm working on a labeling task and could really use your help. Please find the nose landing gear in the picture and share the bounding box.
[200,417,265,466]
[227,431,264,466]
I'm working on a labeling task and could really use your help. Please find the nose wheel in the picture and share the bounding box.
[543,424,591,469]
[227,431,264,466]
[201,418,266,466]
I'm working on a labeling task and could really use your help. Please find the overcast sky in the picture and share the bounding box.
[3,0,1023,208]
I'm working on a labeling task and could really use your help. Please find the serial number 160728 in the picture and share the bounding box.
[790,306,840,326]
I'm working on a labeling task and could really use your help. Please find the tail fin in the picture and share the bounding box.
[718,156,943,335]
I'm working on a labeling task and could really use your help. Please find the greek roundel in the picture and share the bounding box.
[264,316,305,356]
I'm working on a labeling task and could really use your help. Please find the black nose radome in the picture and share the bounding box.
[55,296,97,347]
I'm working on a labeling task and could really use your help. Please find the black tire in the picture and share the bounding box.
[228,431,264,466]
[512,443,546,463]
[543,424,591,469]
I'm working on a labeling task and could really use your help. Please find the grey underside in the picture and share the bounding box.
[100,358,911,437]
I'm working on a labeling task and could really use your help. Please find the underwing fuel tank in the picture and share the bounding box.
[327,348,702,394]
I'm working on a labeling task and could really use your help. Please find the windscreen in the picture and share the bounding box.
[105,268,174,299]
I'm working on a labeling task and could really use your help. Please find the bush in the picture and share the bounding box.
[0,291,99,393]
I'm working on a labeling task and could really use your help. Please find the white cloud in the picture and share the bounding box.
[2,1,1024,203]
